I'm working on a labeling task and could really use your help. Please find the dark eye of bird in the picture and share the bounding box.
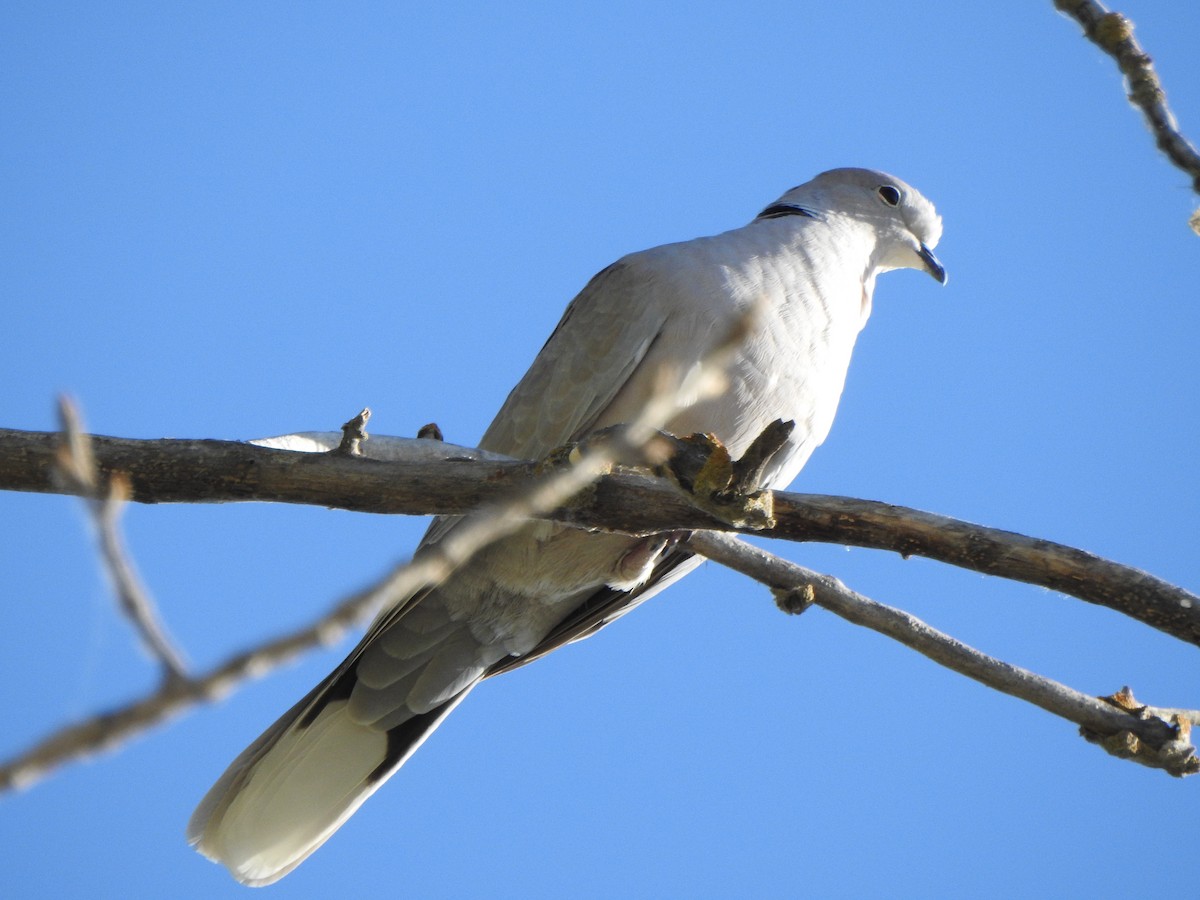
[878,185,902,207]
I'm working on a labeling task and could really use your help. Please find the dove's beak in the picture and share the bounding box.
[917,244,947,285]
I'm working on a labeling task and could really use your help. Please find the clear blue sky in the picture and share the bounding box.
[2,3,1198,897]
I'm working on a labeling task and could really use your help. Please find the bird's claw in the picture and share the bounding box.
[658,425,791,530]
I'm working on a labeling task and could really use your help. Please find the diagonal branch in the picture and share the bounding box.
[686,531,1199,777]
[1054,1,1200,231]
[0,576,380,791]
[0,325,741,794]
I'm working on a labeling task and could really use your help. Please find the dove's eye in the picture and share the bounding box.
[878,185,902,207]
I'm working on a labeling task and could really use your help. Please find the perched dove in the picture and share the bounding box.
[189,167,946,885]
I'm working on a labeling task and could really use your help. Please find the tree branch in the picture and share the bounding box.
[686,531,1199,777]
[2,427,1197,646]
[7,452,1194,790]
[0,577,383,791]
[1054,0,1200,232]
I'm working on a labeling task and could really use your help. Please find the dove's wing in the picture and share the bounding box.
[416,258,671,551]
[479,260,671,459]
[486,546,701,676]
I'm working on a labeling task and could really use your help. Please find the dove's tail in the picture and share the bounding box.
[187,669,474,887]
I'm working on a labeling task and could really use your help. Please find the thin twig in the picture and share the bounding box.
[334,408,370,457]
[55,397,189,685]
[1054,1,1200,231]
[0,578,380,791]
[687,531,1199,777]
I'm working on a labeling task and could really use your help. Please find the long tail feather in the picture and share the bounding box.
[188,678,472,886]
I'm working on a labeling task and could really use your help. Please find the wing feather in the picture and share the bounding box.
[479,261,670,459]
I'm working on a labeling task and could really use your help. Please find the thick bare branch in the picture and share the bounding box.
[2,427,1197,646]
[4,408,1197,790]
[686,531,1199,777]
[765,495,1200,652]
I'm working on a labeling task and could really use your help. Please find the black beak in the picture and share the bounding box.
[918,243,947,285]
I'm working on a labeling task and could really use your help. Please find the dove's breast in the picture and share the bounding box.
[598,221,873,488]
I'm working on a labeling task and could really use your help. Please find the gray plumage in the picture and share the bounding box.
[189,167,946,885]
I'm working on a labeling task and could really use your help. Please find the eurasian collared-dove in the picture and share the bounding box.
[189,167,946,884]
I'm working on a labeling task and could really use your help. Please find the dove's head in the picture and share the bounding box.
[767,168,946,285]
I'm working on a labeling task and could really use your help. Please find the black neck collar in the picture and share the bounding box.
[756,204,817,221]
